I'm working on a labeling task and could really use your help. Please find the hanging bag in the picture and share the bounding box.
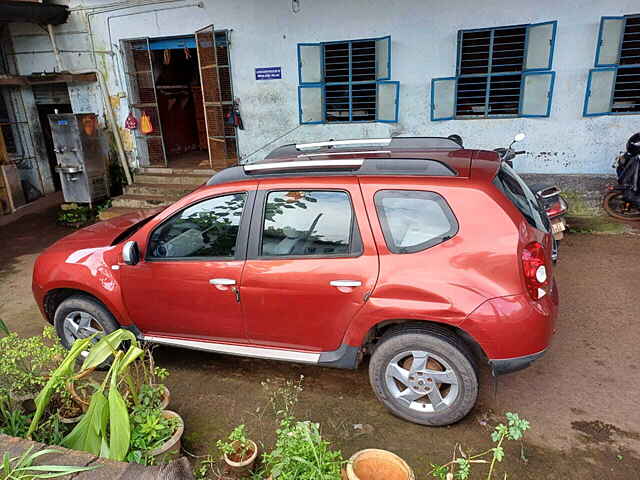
[140,112,154,135]
[124,111,138,130]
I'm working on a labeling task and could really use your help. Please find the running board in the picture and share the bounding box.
[142,335,320,364]
[142,335,360,369]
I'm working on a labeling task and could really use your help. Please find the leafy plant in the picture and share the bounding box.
[429,412,531,480]
[127,407,178,465]
[260,419,343,480]
[0,326,66,398]
[216,424,254,462]
[1,446,98,479]
[27,330,143,462]
[0,397,30,438]
[0,318,8,336]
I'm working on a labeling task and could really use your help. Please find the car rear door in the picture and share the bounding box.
[240,177,379,352]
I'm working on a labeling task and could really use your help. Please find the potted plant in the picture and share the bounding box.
[217,424,258,476]
[127,406,184,465]
[260,419,343,480]
[127,348,171,410]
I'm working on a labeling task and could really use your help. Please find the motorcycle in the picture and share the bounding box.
[603,132,640,221]
[494,133,569,241]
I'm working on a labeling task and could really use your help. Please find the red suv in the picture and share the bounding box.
[33,137,558,426]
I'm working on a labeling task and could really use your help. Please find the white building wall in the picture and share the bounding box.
[8,0,640,175]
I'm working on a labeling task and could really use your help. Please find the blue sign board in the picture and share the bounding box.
[255,67,282,80]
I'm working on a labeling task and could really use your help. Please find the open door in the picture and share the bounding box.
[121,38,167,166]
[196,25,231,170]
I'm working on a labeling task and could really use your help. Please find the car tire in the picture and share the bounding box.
[53,294,119,350]
[368,325,478,426]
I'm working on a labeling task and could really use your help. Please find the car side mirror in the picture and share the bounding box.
[122,241,140,265]
[514,133,526,143]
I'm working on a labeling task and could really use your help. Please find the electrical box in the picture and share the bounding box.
[49,113,109,205]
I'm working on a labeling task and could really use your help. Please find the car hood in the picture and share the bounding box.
[47,209,159,252]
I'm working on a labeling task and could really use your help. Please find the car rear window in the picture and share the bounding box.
[493,163,550,233]
[374,190,458,254]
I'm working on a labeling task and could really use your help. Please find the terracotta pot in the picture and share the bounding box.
[156,384,170,410]
[345,449,414,480]
[9,391,36,413]
[59,412,83,424]
[223,440,258,477]
[147,410,184,463]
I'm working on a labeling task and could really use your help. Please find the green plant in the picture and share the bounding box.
[1,446,98,479]
[0,397,30,438]
[429,412,531,480]
[127,407,178,465]
[260,419,343,480]
[0,327,66,398]
[28,330,143,461]
[216,424,253,462]
[0,318,8,336]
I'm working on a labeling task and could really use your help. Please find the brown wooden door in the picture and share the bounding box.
[121,38,167,166]
[195,25,234,170]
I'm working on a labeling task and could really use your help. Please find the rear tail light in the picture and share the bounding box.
[545,197,568,219]
[522,241,549,301]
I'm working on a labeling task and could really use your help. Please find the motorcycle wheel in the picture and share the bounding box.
[602,191,640,220]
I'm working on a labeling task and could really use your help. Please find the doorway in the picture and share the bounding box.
[121,30,238,170]
[33,83,72,192]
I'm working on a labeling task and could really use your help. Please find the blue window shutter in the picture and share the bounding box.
[431,77,456,121]
[583,67,616,116]
[298,43,323,84]
[376,81,399,122]
[524,21,557,71]
[595,17,624,67]
[520,71,555,117]
[299,85,324,124]
[375,36,391,80]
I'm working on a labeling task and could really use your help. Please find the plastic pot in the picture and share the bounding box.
[345,449,415,480]
[147,410,184,463]
[223,440,258,477]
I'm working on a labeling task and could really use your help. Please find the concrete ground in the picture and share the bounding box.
[1,207,640,479]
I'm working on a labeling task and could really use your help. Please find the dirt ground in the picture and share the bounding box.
[1,207,640,479]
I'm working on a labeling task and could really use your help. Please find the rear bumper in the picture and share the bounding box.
[489,349,547,376]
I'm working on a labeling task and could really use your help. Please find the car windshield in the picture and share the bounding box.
[493,163,550,233]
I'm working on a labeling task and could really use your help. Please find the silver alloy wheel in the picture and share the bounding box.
[62,311,104,346]
[385,350,459,413]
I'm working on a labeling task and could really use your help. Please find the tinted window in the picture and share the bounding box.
[261,191,356,257]
[148,193,246,259]
[493,164,550,232]
[375,190,458,254]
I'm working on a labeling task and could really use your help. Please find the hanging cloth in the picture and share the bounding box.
[163,48,171,65]
[124,111,138,130]
[140,111,154,135]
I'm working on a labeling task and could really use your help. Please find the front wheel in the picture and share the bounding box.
[53,295,119,350]
[368,326,478,426]
[603,191,640,221]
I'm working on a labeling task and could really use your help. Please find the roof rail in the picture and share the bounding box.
[244,159,364,173]
[297,150,390,159]
[295,138,391,150]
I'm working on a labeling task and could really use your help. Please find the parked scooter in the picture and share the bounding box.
[493,134,569,241]
[603,132,640,221]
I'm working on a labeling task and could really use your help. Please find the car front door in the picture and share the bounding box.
[120,189,254,342]
[240,178,379,352]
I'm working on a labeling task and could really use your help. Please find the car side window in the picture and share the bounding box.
[261,190,358,257]
[147,193,246,259]
[375,190,458,254]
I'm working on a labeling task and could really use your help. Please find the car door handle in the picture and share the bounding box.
[329,280,362,288]
[209,278,237,286]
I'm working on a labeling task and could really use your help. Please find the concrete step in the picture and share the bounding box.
[124,182,195,199]
[136,167,216,176]
[133,172,212,186]
[98,207,147,220]
[111,194,173,209]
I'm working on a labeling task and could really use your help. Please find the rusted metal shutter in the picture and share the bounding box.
[121,38,167,166]
[196,25,233,170]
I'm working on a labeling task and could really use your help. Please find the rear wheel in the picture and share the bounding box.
[53,295,119,350]
[368,326,478,426]
[603,191,640,221]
